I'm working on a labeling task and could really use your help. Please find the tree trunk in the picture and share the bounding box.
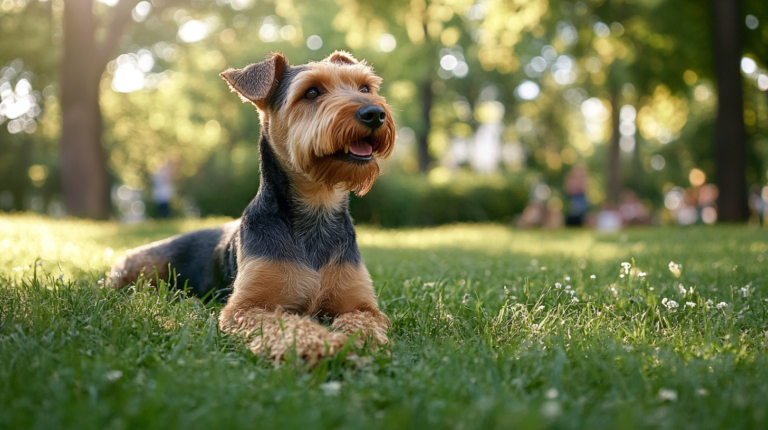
[712,0,748,221]
[60,0,110,219]
[608,92,621,205]
[417,79,433,172]
[632,134,644,194]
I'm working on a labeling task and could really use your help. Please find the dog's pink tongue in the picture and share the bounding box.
[349,142,373,156]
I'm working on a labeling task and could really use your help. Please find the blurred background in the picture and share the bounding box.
[0,0,767,228]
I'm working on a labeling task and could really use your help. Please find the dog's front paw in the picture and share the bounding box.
[332,310,390,347]
[249,313,349,364]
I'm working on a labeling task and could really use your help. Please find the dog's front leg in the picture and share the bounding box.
[219,258,347,363]
[319,263,391,346]
[232,307,349,363]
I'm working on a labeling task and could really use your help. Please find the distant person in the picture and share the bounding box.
[619,190,648,225]
[564,162,588,226]
[595,201,622,232]
[516,182,563,229]
[749,185,765,225]
[152,161,176,218]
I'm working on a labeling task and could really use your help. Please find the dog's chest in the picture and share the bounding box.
[293,210,354,270]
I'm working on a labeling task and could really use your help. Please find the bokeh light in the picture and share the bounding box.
[741,57,757,75]
[689,168,706,187]
[515,81,540,100]
[651,155,666,171]
[306,35,323,50]
[379,34,396,52]
[746,15,759,30]
[178,20,209,43]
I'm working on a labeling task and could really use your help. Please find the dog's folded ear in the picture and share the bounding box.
[323,51,358,65]
[220,52,287,110]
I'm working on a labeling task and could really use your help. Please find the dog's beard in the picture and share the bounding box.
[282,99,395,196]
[308,156,381,196]
[298,115,394,196]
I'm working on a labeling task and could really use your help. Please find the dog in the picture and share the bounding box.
[110,51,396,362]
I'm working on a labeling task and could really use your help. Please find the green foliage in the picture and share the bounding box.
[350,173,529,226]
[182,145,262,218]
[2,216,768,429]
[183,162,529,225]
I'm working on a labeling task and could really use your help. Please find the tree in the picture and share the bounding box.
[712,0,748,221]
[60,0,141,219]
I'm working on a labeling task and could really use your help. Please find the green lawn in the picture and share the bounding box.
[1,214,768,430]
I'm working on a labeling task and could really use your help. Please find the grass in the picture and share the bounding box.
[1,213,768,429]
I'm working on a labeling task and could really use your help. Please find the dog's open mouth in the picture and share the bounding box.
[333,136,374,162]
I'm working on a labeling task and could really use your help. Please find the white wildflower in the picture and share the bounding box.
[620,274,625,278]
[537,306,545,312]
[555,283,562,289]
[668,261,682,278]
[716,302,728,310]
[565,276,571,281]
[639,272,647,277]
[541,400,562,419]
[664,300,679,309]
[650,287,654,291]
[590,275,596,279]
[658,388,678,402]
[662,298,669,305]
[571,297,579,303]
[545,388,559,399]
[678,284,687,295]
[320,381,342,396]
[741,286,749,297]
[565,285,571,290]
[105,370,123,382]
[621,262,632,270]
[566,290,575,296]
[705,299,714,309]
[685,302,696,309]
[504,286,509,296]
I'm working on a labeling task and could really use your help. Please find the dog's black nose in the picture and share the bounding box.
[356,105,386,130]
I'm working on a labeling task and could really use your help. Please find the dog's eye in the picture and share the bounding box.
[360,85,369,93]
[305,88,320,99]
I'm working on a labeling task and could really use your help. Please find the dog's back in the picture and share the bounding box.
[110,220,239,297]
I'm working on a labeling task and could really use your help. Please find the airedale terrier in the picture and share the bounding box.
[110,51,396,362]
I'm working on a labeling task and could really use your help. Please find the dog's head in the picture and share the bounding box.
[221,51,395,196]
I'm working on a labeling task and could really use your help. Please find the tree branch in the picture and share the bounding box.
[96,0,141,70]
